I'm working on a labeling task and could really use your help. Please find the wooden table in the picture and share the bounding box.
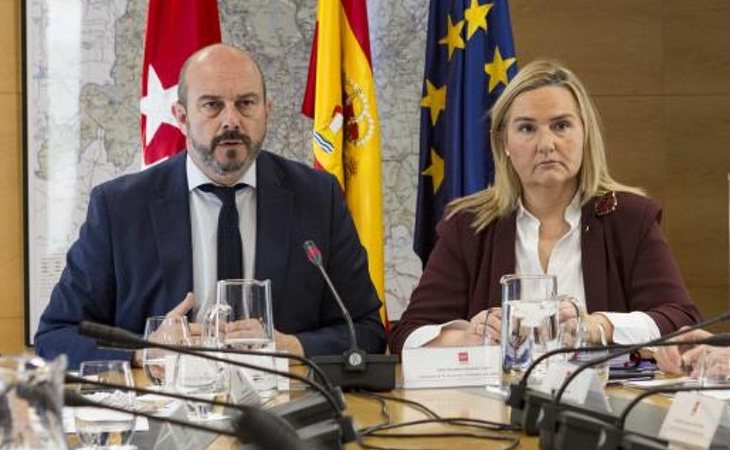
[126,369,673,450]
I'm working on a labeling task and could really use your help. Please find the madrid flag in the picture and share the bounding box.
[140,0,221,167]
[302,0,387,325]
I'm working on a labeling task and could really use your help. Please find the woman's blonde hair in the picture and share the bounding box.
[448,59,643,231]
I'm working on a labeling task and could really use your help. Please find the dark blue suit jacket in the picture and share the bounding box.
[35,151,386,368]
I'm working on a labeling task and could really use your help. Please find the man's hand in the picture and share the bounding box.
[225,319,267,341]
[274,331,304,356]
[133,292,197,367]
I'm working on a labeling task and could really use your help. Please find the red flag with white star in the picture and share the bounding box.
[140,0,221,167]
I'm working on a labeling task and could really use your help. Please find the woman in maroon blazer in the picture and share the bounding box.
[390,60,701,354]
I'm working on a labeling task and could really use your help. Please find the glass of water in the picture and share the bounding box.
[74,360,136,448]
[500,274,558,380]
[697,347,730,387]
[142,316,190,390]
[173,336,230,421]
[203,279,277,400]
[560,319,610,387]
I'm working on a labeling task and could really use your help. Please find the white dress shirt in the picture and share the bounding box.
[186,155,257,321]
[403,194,661,348]
[515,194,660,345]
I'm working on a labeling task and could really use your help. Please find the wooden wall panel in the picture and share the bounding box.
[594,96,666,202]
[0,0,17,94]
[510,0,664,95]
[0,0,22,356]
[664,96,730,291]
[664,0,730,95]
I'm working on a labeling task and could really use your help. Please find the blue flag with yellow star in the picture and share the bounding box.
[414,0,517,265]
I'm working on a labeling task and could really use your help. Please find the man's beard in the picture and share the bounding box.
[190,129,262,176]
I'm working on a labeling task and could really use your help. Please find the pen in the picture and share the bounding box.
[606,374,656,387]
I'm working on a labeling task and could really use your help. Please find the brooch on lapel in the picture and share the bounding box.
[595,191,617,216]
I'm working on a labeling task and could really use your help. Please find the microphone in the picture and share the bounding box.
[302,240,398,391]
[63,390,311,450]
[537,312,730,450]
[78,321,356,442]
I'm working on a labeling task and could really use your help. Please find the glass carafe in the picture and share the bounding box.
[0,354,68,450]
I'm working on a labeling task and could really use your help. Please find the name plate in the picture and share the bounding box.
[659,392,730,449]
[537,361,609,412]
[401,345,499,389]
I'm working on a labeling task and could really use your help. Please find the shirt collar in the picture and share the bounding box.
[186,153,257,192]
[516,191,582,230]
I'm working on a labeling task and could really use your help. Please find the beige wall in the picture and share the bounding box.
[1,1,728,354]
[0,0,23,355]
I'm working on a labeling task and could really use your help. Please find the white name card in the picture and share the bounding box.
[659,392,730,449]
[538,361,609,412]
[401,345,500,389]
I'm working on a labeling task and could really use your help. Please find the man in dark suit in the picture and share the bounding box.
[35,44,386,369]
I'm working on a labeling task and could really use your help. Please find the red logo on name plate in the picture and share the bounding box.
[458,352,469,363]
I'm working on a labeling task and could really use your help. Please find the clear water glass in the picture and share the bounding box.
[698,347,730,388]
[142,315,190,389]
[203,279,277,400]
[500,274,559,380]
[173,337,229,421]
[560,320,610,387]
[74,360,136,448]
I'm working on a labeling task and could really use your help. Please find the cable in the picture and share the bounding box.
[351,391,520,450]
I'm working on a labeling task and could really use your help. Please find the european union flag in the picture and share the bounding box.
[414,0,517,265]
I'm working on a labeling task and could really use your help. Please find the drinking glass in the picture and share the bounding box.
[697,347,730,388]
[500,274,558,378]
[142,316,190,389]
[560,319,610,387]
[203,279,277,400]
[74,360,136,448]
[483,309,502,388]
[173,336,229,421]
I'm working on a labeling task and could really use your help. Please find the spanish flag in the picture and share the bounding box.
[302,0,386,326]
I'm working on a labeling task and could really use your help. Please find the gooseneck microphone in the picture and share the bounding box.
[302,240,397,391]
[63,390,310,450]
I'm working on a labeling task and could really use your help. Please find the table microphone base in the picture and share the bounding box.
[310,354,399,391]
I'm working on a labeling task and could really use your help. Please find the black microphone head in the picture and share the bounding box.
[700,332,730,347]
[303,240,323,266]
[63,390,88,408]
[78,321,144,350]
[232,406,311,450]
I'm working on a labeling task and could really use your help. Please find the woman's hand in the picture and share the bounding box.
[469,308,502,343]
[654,328,713,375]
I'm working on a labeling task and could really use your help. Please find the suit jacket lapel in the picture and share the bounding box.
[489,212,517,304]
[254,152,293,296]
[149,153,193,311]
[581,200,608,312]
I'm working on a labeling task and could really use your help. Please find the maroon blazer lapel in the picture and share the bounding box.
[488,212,517,307]
[581,201,609,312]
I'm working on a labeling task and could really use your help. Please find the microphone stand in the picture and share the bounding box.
[302,240,398,392]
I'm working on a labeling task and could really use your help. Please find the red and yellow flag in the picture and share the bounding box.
[302,0,386,326]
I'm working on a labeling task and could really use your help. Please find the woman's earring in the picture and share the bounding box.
[505,150,511,158]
